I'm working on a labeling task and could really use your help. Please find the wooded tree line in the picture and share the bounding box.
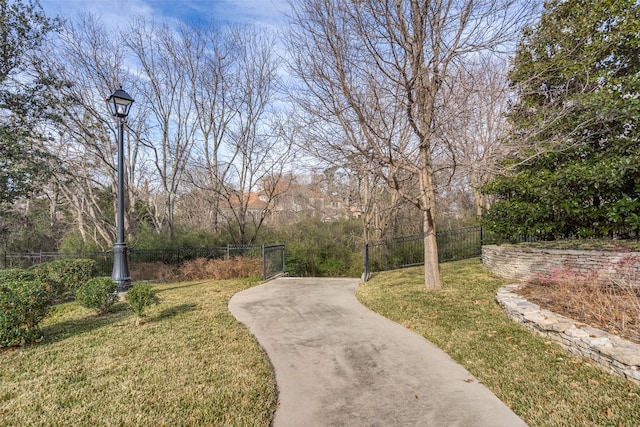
[2,0,297,251]
[3,0,638,288]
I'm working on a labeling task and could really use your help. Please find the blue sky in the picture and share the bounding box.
[41,0,290,30]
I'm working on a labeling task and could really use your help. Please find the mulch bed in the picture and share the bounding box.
[517,281,640,345]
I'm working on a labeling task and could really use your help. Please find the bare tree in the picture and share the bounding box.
[287,0,534,288]
[443,55,513,217]
[176,24,293,244]
[37,14,145,249]
[41,15,293,248]
[126,18,198,239]
[182,23,238,235]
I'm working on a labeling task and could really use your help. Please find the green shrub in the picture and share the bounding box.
[0,269,35,283]
[59,230,104,253]
[30,259,98,296]
[262,218,363,277]
[0,280,55,347]
[126,283,160,324]
[132,224,221,250]
[75,277,118,315]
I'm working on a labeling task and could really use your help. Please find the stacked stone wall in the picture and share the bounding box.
[482,245,640,287]
[497,285,640,386]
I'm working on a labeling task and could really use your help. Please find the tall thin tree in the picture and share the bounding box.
[287,0,535,288]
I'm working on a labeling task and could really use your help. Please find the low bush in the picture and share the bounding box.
[131,224,223,250]
[262,218,363,277]
[0,280,54,347]
[30,259,98,296]
[126,283,160,324]
[75,277,118,315]
[0,269,35,283]
[178,257,262,281]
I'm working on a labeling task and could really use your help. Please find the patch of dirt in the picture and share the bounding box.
[517,281,640,345]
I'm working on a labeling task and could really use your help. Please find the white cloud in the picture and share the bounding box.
[41,0,290,31]
[42,0,154,30]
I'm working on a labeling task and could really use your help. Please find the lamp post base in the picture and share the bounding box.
[112,243,132,293]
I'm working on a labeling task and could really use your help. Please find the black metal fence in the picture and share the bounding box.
[1,251,114,273]
[1,244,285,281]
[361,226,545,279]
[363,227,485,279]
[263,244,286,280]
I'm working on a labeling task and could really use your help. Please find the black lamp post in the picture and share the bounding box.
[107,87,134,292]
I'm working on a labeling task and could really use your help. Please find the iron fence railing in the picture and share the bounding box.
[437,227,484,262]
[1,244,285,281]
[263,244,285,280]
[362,226,552,279]
[1,251,114,273]
[363,227,485,280]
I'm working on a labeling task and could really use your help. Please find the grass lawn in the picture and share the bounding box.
[0,278,276,426]
[356,258,640,427]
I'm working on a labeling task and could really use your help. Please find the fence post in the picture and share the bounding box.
[262,245,266,280]
[363,242,369,281]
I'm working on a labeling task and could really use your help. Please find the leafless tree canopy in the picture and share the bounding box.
[13,2,540,278]
[286,0,536,288]
[36,13,294,248]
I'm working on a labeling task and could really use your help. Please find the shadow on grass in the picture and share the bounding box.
[40,303,131,345]
[155,281,209,293]
[40,302,198,345]
[153,303,199,322]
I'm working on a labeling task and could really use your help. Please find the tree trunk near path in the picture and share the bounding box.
[420,147,441,290]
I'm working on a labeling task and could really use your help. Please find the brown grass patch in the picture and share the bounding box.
[178,257,262,281]
[518,261,640,344]
[129,257,262,282]
[129,262,178,282]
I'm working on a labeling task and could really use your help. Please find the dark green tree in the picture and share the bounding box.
[483,0,640,239]
[0,0,59,206]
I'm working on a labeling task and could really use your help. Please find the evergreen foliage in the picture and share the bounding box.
[29,258,98,296]
[0,0,60,207]
[0,268,34,283]
[0,278,53,347]
[125,283,160,323]
[263,218,363,277]
[483,0,640,239]
[75,277,118,315]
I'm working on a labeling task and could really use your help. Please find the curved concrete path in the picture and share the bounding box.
[229,277,527,426]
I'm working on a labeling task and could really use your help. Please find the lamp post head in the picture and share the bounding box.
[107,86,134,118]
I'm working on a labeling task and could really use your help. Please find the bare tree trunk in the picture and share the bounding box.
[419,146,441,288]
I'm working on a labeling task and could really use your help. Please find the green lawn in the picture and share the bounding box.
[4,260,640,426]
[356,258,640,427]
[0,278,276,427]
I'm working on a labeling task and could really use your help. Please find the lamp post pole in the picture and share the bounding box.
[107,87,134,293]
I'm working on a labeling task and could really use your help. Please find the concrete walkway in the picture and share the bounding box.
[229,277,527,426]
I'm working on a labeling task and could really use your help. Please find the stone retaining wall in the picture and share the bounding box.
[482,245,640,287]
[497,285,640,386]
